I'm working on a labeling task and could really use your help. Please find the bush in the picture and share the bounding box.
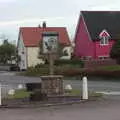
[23,65,49,76]
[89,70,120,78]
[110,39,120,63]
[34,64,45,68]
[26,83,42,92]
[30,90,47,101]
[54,65,85,76]
[21,64,84,77]
[54,59,84,67]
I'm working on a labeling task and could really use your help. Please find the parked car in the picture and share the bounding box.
[9,64,20,71]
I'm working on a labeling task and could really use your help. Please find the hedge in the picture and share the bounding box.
[54,59,84,67]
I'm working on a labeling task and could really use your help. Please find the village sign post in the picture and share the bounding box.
[42,32,58,75]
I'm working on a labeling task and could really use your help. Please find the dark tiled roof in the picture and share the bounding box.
[20,27,71,47]
[81,11,120,40]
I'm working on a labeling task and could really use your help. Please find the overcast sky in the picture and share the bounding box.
[0,0,120,44]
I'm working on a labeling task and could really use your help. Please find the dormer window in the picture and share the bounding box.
[99,29,110,46]
[100,36,109,45]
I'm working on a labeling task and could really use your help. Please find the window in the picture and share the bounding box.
[82,56,92,60]
[99,56,109,60]
[100,36,109,45]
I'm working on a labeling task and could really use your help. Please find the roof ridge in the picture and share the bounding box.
[20,27,66,28]
[79,10,120,40]
[81,10,120,12]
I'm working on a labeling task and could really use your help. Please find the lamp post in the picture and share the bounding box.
[42,32,58,75]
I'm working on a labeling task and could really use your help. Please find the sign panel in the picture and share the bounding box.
[42,36,58,53]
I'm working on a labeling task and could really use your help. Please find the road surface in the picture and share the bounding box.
[0,72,120,120]
[0,71,120,93]
[0,95,120,120]
[64,77,120,92]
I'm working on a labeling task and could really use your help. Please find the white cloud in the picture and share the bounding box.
[0,0,16,2]
[0,17,64,26]
[90,1,120,10]
[0,0,120,41]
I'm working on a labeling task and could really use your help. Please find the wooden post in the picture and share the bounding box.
[49,52,54,75]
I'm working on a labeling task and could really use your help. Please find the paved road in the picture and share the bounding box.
[64,77,120,92]
[0,72,42,97]
[0,95,120,120]
[0,71,120,93]
[0,72,120,120]
[0,72,42,84]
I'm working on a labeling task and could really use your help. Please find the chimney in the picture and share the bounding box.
[43,21,46,28]
[38,24,41,28]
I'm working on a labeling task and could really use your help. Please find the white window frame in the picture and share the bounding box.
[98,56,109,60]
[82,56,92,60]
[100,36,109,46]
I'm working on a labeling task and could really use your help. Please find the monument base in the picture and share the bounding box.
[41,75,63,96]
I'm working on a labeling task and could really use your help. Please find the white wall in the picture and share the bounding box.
[17,34,27,70]
[27,47,44,67]
[60,46,73,60]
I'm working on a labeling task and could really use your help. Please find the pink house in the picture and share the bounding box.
[74,11,120,60]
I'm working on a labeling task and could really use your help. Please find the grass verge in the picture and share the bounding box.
[96,65,120,71]
[65,89,103,97]
[7,89,103,99]
[8,89,31,99]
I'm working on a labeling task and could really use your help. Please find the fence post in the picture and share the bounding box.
[82,76,88,100]
[0,83,1,105]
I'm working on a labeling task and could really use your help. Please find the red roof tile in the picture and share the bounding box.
[20,27,71,47]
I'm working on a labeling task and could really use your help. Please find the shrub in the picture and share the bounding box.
[54,65,84,76]
[24,65,49,76]
[30,90,47,101]
[86,69,120,78]
[110,39,120,64]
[34,64,45,68]
[54,59,84,67]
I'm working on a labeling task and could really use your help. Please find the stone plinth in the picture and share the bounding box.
[41,75,63,96]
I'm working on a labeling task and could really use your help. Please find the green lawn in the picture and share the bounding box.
[96,65,120,71]
[65,89,103,97]
[7,89,103,99]
[71,89,81,95]
[8,89,31,99]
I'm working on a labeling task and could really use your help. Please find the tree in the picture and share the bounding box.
[110,40,120,63]
[0,39,16,64]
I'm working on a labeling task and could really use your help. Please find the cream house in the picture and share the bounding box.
[17,23,71,70]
